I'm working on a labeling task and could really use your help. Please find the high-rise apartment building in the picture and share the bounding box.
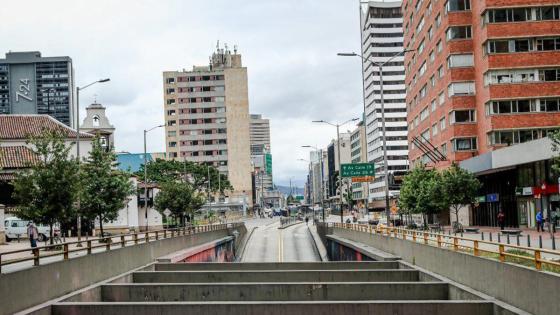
[405,0,560,168]
[0,51,75,127]
[350,121,368,208]
[250,114,273,191]
[360,1,408,210]
[326,133,351,207]
[163,45,252,204]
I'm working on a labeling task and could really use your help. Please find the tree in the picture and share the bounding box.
[80,138,135,237]
[549,130,560,174]
[135,159,232,194]
[11,130,80,244]
[441,163,481,226]
[399,165,447,227]
[154,181,205,225]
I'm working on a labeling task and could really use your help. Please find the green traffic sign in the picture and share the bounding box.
[265,153,272,175]
[295,195,304,201]
[340,163,375,178]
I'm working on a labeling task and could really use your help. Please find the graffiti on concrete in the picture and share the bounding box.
[327,239,374,261]
[182,239,235,262]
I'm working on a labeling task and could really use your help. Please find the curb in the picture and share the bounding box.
[307,225,329,261]
[278,221,304,229]
[236,226,257,262]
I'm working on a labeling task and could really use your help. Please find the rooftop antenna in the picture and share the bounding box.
[234,45,238,54]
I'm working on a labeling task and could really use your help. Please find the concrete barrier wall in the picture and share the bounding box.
[0,229,232,315]
[329,227,560,315]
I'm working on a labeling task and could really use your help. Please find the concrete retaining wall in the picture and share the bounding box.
[51,301,496,315]
[0,228,234,315]
[329,227,560,315]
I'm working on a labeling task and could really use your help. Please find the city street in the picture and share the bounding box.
[242,219,320,262]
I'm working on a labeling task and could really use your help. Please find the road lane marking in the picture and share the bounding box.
[278,228,283,262]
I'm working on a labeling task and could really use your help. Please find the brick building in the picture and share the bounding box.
[404,0,560,227]
[404,0,560,168]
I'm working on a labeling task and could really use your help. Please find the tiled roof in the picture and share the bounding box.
[0,146,39,168]
[0,115,94,140]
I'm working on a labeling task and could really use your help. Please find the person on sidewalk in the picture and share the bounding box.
[497,210,506,231]
[536,211,544,232]
[27,221,39,254]
[305,216,309,226]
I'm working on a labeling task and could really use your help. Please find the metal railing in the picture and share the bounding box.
[280,217,300,227]
[328,222,560,271]
[0,223,242,273]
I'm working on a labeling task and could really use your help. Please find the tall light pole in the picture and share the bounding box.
[76,78,110,245]
[302,145,326,222]
[298,158,315,222]
[338,50,414,222]
[143,124,164,231]
[313,118,359,223]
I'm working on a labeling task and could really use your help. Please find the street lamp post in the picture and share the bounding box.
[313,118,359,223]
[338,50,414,222]
[143,125,164,232]
[75,78,110,246]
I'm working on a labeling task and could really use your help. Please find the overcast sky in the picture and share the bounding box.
[1,0,365,187]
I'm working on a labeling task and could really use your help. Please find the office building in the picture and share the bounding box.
[350,121,369,209]
[405,0,560,168]
[163,44,252,205]
[0,51,74,126]
[250,114,273,191]
[326,133,351,208]
[360,2,409,210]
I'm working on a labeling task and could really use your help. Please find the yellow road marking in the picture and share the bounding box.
[278,228,283,262]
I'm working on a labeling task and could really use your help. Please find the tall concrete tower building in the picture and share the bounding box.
[163,44,252,204]
[0,51,75,127]
[360,1,408,210]
[250,114,273,191]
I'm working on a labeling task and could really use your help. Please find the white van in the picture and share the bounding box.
[4,217,51,242]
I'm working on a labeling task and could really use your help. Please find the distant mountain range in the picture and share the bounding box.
[275,185,304,196]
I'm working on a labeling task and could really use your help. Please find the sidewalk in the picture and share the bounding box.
[438,225,559,251]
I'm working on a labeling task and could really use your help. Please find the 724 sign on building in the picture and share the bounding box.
[341,163,375,178]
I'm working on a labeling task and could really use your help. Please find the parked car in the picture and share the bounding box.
[4,217,51,242]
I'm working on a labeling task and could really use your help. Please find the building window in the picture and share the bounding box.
[487,39,533,53]
[487,99,537,115]
[453,137,477,151]
[169,141,177,148]
[440,117,446,130]
[487,8,531,23]
[436,13,442,28]
[430,75,436,87]
[168,131,176,137]
[421,129,430,142]
[166,78,175,84]
[536,38,560,51]
[420,107,430,121]
[429,50,435,63]
[419,61,427,77]
[428,26,434,40]
[448,54,474,67]
[446,26,472,41]
[441,143,447,157]
[418,39,425,54]
[450,109,476,123]
[166,88,175,94]
[539,69,560,81]
[448,82,475,96]
[488,129,554,145]
[166,99,176,105]
[536,6,560,21]
[431,99,437,111]
[438,91,445,105]
[446,0,470,12]
[438,66,444,78]
[432,123,438,136]
[420,84,428,99]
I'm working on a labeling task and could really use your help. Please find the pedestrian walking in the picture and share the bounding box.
[27,221,39,254]
[552,209,558,234]
[497,210,506,231]
[305,216,309,226]
[536,211,544,232]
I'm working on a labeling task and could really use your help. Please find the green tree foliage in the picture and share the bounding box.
[154,181,205,224]
[398,165,447,226]
[441,163,481,225]
[135,158,232,194]
[80,138,135,237]
[550,130,560,174]
[11,130,80,244]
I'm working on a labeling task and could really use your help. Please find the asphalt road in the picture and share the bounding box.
[242,220,320,262]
